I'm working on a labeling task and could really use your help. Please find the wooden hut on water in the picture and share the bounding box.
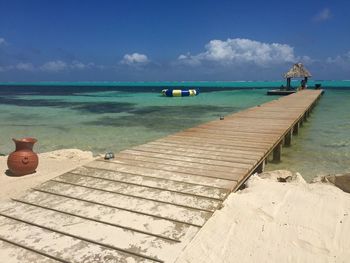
[284,63,312,89]
[267,63,312,95]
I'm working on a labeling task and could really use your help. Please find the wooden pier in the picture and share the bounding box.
[0,90,323,263]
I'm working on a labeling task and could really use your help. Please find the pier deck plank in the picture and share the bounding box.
[0,90,323,262]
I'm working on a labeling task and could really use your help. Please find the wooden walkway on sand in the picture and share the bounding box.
[0,90,323,263]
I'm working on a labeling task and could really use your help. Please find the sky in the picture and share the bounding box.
[0,0,350,81]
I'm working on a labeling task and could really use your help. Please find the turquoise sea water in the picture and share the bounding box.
[0,81,349,181]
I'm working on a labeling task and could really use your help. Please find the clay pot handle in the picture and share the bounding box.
[22,157,29,164]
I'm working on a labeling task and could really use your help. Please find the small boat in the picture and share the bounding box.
[161,89,199,97]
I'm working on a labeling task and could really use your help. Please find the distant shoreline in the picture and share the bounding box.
[1,80,350,89]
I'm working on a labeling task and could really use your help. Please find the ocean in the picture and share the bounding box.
[0,80,349,181]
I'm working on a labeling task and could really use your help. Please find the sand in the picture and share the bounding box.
[0,149,95,202]
[176,170,350,263]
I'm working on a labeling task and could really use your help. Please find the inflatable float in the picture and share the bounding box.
[161,89,199,97]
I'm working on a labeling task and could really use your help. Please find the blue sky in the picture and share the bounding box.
[0,0,349,81]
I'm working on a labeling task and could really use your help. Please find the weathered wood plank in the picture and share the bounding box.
[148,141,264,158]
[35,181,211,226]
[162,135,271,150]
[169,132,273,147]
[182,125,284,134]
[0,215,157,263]
[117,150,253,169]
[0,239,61,263]
[171,128,279,140]
[172,135,275,148]
[85,161,237,189]
[130,144,258,164]
[72,166,229,200]
[98,159,244,181]
[15,190,199,242]
[53,173,222,212]
[186,123,289,134]
[0,201,196,262]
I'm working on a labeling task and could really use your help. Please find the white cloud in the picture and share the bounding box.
[70,61,86,70]
[178,53,201,66]
[40,60,67,72]
[121,53,149,65]
[178,38,298,66]
[0,60,99,73]
[0,38,6,45]
[326,51,350,70]
[16,62,35,71]
[70,60,95,70]
[40,60,97,72]
[313,8,331,22]
[327,51,350,62]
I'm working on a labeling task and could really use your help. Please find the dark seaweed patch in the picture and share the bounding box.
[129,105,239,116]
[0,96,136,114]
[73,102,136,114]
[84,105,239,131]
[0,96,241,132]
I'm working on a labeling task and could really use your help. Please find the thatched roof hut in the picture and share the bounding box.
[283,63,312,88]
[284,63,312,79]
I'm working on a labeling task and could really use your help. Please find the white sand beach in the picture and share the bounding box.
[176,170,350,263]
[0,149,95,202]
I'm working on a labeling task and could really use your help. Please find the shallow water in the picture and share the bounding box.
[266,89,350,181]
[0,85,349,181]
[0,87,272,154]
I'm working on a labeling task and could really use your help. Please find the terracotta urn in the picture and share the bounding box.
[7,138,39,176]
